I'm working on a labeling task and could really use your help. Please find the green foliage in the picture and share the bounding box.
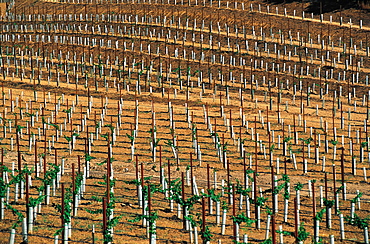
[54,228,64,237]
[9,172,25,185]
[142,182,162,200]
[0,178,8,198]
[191,124,197,141]
[221,184,232,196]
[63,108,72,114]
[128,211,158,234]
[64,135,72,142]
[53,187,72,225]
[283,137,293,143]
[323,198,335,208]
[297,223,310,242]
[84,153,95,162]
[351,192,363,204]
[16,125,26,133]
[124,179,142,186]
[336,185,344,195]
[294,182,304,191]
[47,122,59,130]
[221,200,229,210]
[265,206,273,216]
[178,194,202,209]
[184,214,198,227]
[345,214,369,230]
[172,67,181,73]
[126,130,135,143]
[315,237,324,244]
[105,214,124,242]
[87,172,121,243]
[25,112,35,117]
[205,189,221,202]
[299,137,313,144]
[222,142,228,152]
[200,225,213,242]
[72,132,80,138]
[274,174,290,197]
[97,175,116,189]
[148,126,157,136]
[282,175,291,200]
[5,203,24,228]
[276,229,293,236]
[235,183,251,197]
[100,133,109,140]
[91,195,103,202]
[95,121,100,129]
[27,195,46,208]
[85,208,103,214]
[152,138,161,148]
[314,208,326,221]
[164,139,178,150]
[37,163,60,192]
[74,172,84,196]
[0,164,10,173]
[232,212,256,226]
[261,238,272,244]
[330,140,338,146]
[210,132,219,140]
[253,196,268,207]
[270,144,275,152]
[245,169,255,182]
[41,117,59,130]
[361,141,368,148]
[128,183,159,236]
[104,124,115,134]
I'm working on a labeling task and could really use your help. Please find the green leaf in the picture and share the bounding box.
[323,198,335,208]
[261,238,272,244]
[345,213,369,229]
[5,203,24,228]
[276,230,293,236]
[27,195,46,207]
[351,192,363,204]
[64,135,72,142]
[101,133,109,140]
[254,196,268,207]
[294,182,304,191]
[283,137,293,143]
[126,132,135,142]
[104,124,115,133]
[330,140,338,146]
[85,153,95,162]
[63,108,72,114]
[200,225,213,242]
[86,208,103,214]
[0,178,8,198]
[232,212,256,226]
[299,137,313,144]
[361,142,368,148]
[297,223,310,242]
[314,208,326,221]
[16,125,26,133]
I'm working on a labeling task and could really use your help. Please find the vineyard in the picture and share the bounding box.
[0,0,370,243]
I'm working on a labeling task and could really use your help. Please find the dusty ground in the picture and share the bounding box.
[0,0,369,243]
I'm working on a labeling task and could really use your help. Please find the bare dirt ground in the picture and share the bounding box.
[0,0,369,243]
